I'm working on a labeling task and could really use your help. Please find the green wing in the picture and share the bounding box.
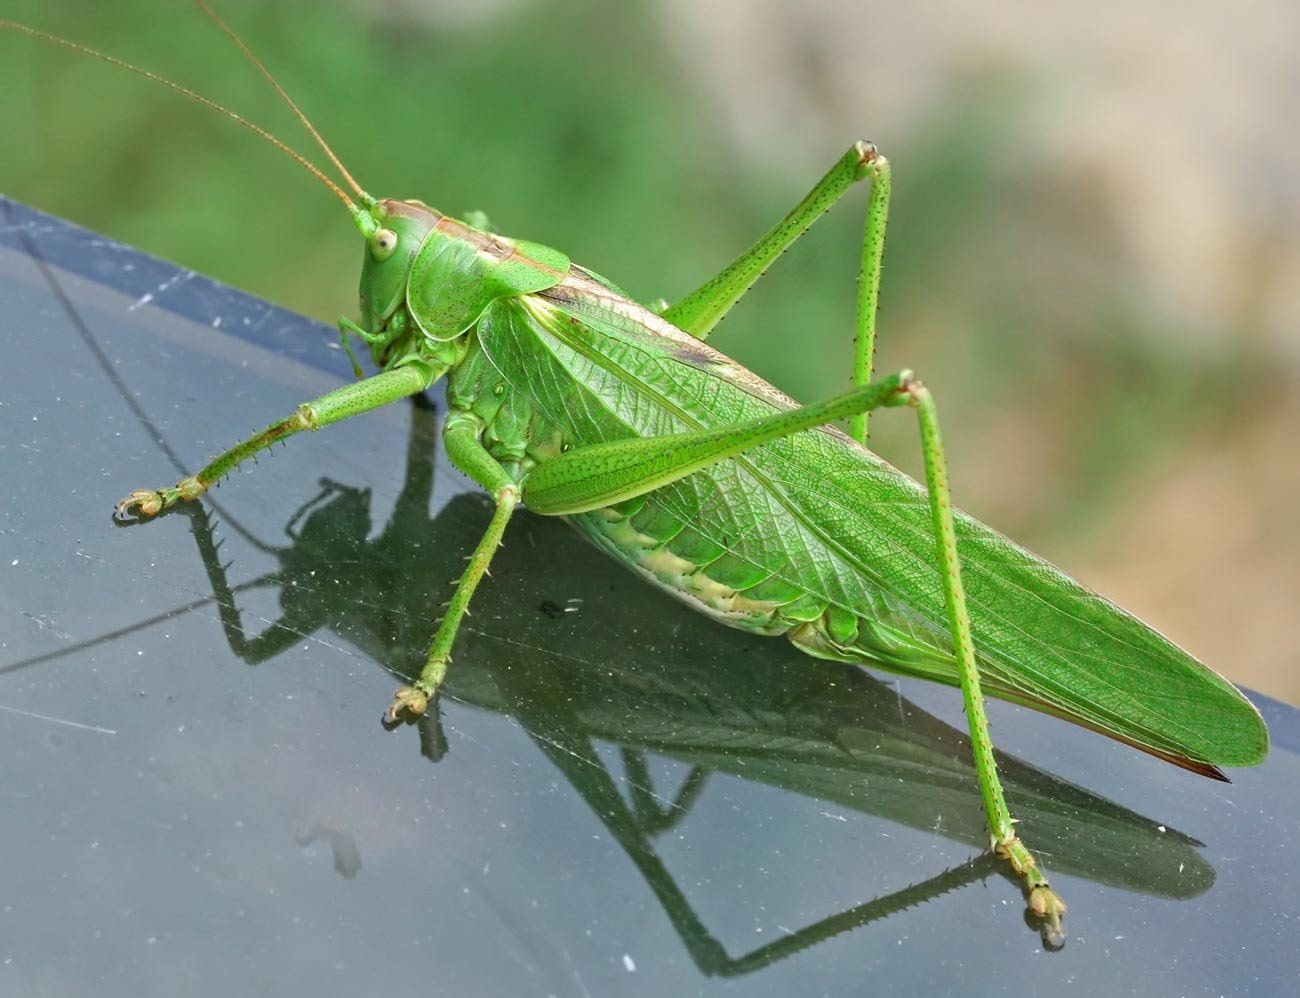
[476,279,1267,773]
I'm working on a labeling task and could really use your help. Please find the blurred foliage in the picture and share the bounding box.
[7,0,1289,700]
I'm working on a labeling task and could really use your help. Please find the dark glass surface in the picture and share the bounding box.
[1,198,1296,997]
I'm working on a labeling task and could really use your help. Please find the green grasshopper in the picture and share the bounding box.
[3,1,1269,947]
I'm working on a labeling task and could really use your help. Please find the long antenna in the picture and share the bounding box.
[192,0,372,206]
[0,20,360,216]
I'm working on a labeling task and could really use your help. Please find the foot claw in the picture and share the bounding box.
[115,489,164,520]
[383,686,429,726]
[1028,885,1067,950]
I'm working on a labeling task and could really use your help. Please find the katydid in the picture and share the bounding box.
[3,1,1270,949]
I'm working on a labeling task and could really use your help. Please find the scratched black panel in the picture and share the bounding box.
[1,199,1296,997]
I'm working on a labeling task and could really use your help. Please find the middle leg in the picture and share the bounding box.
[384,411,519,723]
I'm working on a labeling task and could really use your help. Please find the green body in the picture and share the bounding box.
[358,198,1264,775]
[107,183,1266,945]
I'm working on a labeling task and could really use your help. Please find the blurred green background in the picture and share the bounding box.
[4,0,1297,702]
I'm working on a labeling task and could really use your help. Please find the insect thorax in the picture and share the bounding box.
[444,324,568,483]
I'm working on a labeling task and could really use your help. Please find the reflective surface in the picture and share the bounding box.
[2,199,1297,996]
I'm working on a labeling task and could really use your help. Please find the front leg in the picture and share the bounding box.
[384,412,519,723]
[116,364,435,519]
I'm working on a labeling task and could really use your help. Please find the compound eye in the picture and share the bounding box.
[372,228,398,261]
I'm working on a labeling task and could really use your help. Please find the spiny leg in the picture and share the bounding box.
[521,374,912,515]
[659,141,890,442]
[384,413,518,724]
[849,151,889,444]
[179,502,308,664]
[520,372,1065,944]
[909,382,1066,947]
[116,364,435,518]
